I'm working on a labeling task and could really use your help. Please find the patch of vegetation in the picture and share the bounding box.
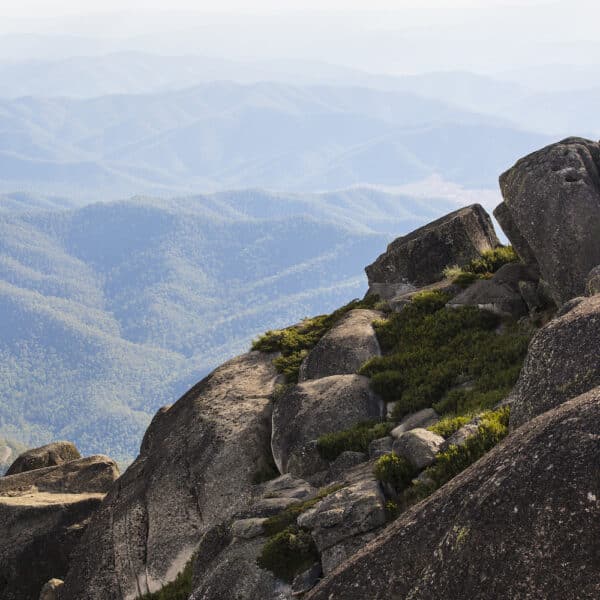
[256,526,319,583]
[316,420,394,461]
[373,452,416,495]
[428,414,472,438]
[252,296,379,383]
[262,484,343,537]
[444,246,519,287]
[360,292,531,421]
[425,407,510,488]
[139,557,193,600]
[395,407,511,513]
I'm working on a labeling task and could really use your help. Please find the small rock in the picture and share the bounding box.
[392,428,445,470]
[440,418,482,452]
[326,451,367,482]
[368,437,393,459]
[39,578,64,600]
[298,309,383,381]
[391,409,439,438]
[447,263,538,318]
[243,496,299,518]
[298,477,386,553]
[6,441,81,476]
[585,265,600,296]
[292,563,322,595]
[231,518,268,540]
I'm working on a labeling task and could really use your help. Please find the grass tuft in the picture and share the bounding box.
[316,420,394,461]
[252,296,379,383]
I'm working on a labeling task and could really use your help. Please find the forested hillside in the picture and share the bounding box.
[0,188,457,463]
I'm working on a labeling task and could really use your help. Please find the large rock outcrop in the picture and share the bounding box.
[5,441,81,476]
[306,387,600,600]
[0,455,118,600]
[497,137,600,305]
[365,204,499,299]
[298,309,382,381]
[271,375,384,478]
[60,352,280,600]
[508,294,600,429]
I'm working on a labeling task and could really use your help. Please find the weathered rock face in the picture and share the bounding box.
[60,352,280,600]
[497,137,600,305]
[448,262,540,317]
[586,265,600,295]
[191,473,318,600]
[271,375,384,478]
[190,531,291,600]
[298,309,382,381]
[306,388,600,600]
[392,428,444,470]
[365,204,499,299]
[0,456,118,600]
[5,441,81,476]
[0,455,119,495]
[508,294,600,429]
[298,462,387,575]
[390,408,439,438]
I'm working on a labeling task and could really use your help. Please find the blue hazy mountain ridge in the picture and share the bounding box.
[0,81,551,200]
[0,188,458,463]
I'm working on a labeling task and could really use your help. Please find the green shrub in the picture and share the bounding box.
[139,557,193,599]
[426,407,510,488]
[252,296,379,382]
[361,298,530,421]
[452,271,482,288]
[256,526,319,583]
[465,246,519,275]
[443,246,519,288]
[373,452,416,494]
[316,420,394,461]
[428,414,473,438]
[262,484,343,537]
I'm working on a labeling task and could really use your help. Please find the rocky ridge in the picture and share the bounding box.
[2,137,600,600]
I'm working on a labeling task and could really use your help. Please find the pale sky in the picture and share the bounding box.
[0,0,597,75]
[0,0,548,18]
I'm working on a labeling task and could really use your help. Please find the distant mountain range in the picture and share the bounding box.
[0,79,552,200]
[0,188,460,464]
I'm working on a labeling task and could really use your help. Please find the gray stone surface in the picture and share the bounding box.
[306,387,600,600]
[497,137,600,305]
[298,309,382,382]
[447,262,539,318]
[292,563,322,595]
[190,526,292,600]
[39,579,64,600]
[297,471,386,559]
[326,451,367,482]
[440,418,482,452]
[0,455,119,496]
[368,436,393,459]
[0,456,118,600]
[6,441,81,476]
[585,265,600,296]
[365,204,499,299]
[231,518,268,540]
[509,294,600,429]
[391,408,439,438]
[60,351,280,600]
[392,428,444,470]
[271,375,384,477]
